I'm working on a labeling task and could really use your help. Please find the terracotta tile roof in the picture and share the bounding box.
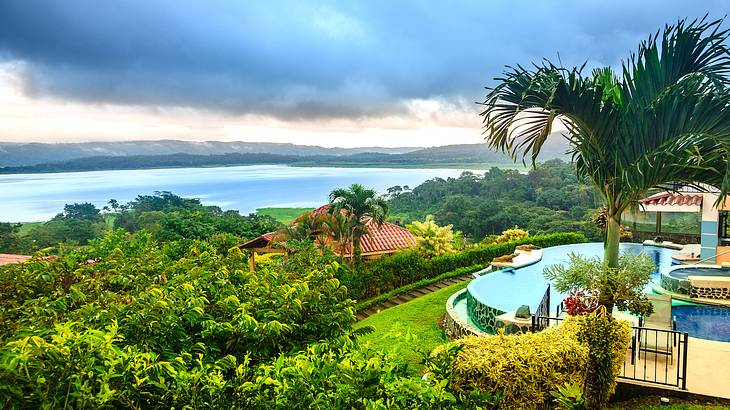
[639,192,703,207]
[0,253,31,266]
[358,219,416,255]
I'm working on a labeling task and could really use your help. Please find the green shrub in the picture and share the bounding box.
[431,318,588,409]
[355,264,483,312]
[353,232,586,300]
[235,344,472,409]
[0,230,359,408]
[429,315,631,409]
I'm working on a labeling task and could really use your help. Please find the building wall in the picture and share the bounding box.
[700,193,720,262]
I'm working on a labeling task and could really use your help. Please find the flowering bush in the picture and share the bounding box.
[563,289,599,316]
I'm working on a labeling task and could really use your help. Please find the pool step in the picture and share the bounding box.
[356,274,476,321]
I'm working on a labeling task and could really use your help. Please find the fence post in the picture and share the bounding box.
[681,333,689,390]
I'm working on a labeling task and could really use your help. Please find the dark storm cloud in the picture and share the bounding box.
[0,0,727,119]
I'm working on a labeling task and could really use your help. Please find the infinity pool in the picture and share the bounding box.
[462,242,730,342]
[467,242,675,314]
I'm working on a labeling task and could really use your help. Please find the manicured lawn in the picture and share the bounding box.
[256,207,314,223]
[355,281,468,373]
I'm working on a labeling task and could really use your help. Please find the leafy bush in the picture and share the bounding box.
[0,230,360,407]
[494,226,529,243]
[576,310,632,409]
[235,343,480,409]
[353,232,586,300]
[407,215,456,258]
[551,382,585,409]
[428,314,631,409]
[430,318,589,409]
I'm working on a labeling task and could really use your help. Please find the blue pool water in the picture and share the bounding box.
[674,305,730,342]
[466,242,730,342]
[668,267,730,280]
[467,242,675,314]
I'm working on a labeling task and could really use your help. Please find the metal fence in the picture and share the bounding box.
[534,285,550,323]
[530,316,689,390]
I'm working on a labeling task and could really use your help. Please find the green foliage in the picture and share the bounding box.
[551,382,585,409]
[430,318,589,409]
[235,344,475,409]
[329,183,389,261]
[544,252,655,316]
[353,232,585,300]
[0,230,365,408]
[479,18,730,267]
[576,310,632,409]
[387,161,602,241]
[0,222,34,254]
[493,226,529,243]
[354,264,483,312]
[407,215,456,258]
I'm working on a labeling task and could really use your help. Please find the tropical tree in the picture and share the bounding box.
[271,211,330,250]
[329,184,389,261]
[407,215,456,258]
[479,18,730,269]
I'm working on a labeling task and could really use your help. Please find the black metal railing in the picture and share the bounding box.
[621,325,689,390]
[530,316,689,390]
[533,284,551,329]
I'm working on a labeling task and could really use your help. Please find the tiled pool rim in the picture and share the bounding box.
[444,288,484,338]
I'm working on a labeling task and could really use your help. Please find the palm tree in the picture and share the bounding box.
[329,184,389,261]
[320,210,355,256]
[271,211,330,251]
[480,18,730,269]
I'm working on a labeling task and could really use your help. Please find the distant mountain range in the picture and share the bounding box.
[0,137,571,173]
[0,140,419,167]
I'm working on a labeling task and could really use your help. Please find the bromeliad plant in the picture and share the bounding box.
[480,17,730,270]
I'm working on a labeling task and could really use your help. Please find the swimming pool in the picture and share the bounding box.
[461,242,730,341]
[674,305,730,342]
[667,266,730,280]
[467,242,675,315]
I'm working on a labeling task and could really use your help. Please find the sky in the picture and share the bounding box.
[0,1,728,147]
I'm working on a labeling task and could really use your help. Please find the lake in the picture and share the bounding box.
[0,165,477,222]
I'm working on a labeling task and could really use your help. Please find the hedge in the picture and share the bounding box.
[354,264,484,312]
[430,315,631,409]
[348,232,586,300]
[433,317,588,408]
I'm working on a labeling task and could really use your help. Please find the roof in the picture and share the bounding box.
[638,192,703,213]
[639,192,703,207]
[239,204,416,256]
[0,253,31,266]
[239,232,276,250]
[357,219,416,255]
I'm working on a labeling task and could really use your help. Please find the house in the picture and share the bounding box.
[239,205,416,271]
[638,188,730,263]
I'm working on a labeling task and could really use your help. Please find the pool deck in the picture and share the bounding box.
[685,337,730,398]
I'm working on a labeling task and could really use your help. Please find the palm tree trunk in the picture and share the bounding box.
[604,213,621,269]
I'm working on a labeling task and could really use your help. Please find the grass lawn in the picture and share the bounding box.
[354,281,468,373]
[256,207,314,224]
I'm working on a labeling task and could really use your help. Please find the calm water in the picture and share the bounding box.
[467,242,676,313]
[0,165,473,222]
[465,242,730,341]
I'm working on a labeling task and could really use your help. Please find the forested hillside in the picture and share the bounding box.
[387,159,602,240]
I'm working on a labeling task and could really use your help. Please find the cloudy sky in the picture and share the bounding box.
[0,1,727,147]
